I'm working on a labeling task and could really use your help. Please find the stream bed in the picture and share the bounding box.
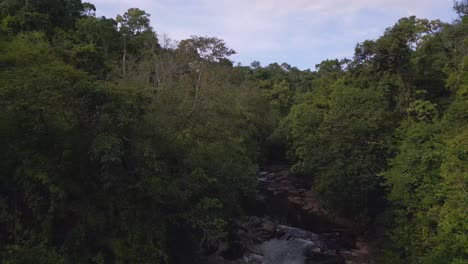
[208,167,372,264]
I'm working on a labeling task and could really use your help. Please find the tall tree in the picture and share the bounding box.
[116,8,155,77]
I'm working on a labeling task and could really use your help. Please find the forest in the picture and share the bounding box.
[0,0,466,263]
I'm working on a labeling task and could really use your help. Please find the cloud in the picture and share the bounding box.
[92,0,456,69]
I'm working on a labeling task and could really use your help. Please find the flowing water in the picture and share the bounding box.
[209,167,370,264]
[257,238,314,264]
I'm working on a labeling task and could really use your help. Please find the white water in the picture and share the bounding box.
[257,238,314,264]
[242,225,326,264]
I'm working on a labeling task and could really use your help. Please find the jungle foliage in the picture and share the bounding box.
[0,1,466,263]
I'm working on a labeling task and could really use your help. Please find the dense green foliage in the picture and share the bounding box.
[276,9,468,264]
[0,2,275,263]
[0,1,466,263]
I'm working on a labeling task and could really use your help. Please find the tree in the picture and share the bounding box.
[1,0,467,263]
[453,0,468,17]
[0,0,84,33]
[282,83,393,217]
[81,2,96,17]
[116,8,156,77]
[178,36,236,62]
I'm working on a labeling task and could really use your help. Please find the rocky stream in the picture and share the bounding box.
[208,166,373,264]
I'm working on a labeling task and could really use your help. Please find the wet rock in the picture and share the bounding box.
[288,196,304,205]
[256,238,317,264]
[244,253,263,263]
[305,249,342,264]
[277,225,320,242]
[253,226,276,243]
[275,228,286,238]
[262,220,276,233]
[211,167,372,264]
[221,241,246,260]
[312,247,321,253]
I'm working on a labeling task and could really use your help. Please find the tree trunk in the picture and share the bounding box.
[122,37,127,77]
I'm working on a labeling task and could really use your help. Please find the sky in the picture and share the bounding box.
[92,0,457,70]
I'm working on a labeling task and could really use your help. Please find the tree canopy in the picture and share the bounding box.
[0,1,466,263]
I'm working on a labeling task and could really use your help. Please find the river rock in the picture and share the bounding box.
[253,220,277,243]
[210,167,372,264]
[277,225,320,242]
[305,251,342,264]
[221,241,246,260]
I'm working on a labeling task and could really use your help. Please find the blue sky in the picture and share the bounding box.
[92,0,457,70]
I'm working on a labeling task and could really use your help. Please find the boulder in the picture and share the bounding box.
[305,250,342,264]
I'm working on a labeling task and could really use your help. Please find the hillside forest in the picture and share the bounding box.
[0,0,467,263]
